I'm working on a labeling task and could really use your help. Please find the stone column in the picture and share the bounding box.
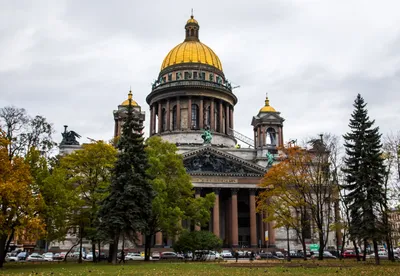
[188,97,192,130]
[199,97,204,129]
[263,213,269,247]
[225,104,230,134]
[268,221,276,247]
[176,97,181,130]
[262,127,266,147]
[213,188,220,238]
[114,119,119,138]
[230,106,234,130]
[210,99,215,131]
[150,105,155,135]
[194,188,201,231]
[258,213,264,248]
[249,189,257,247]
[155,232,163,247]
[257,127,261,148]
[157,102,162,133]
[231,188,239,247]
[136,232,143,247]
[219,101,223,133]
[279,126,283,146]
[166,99,170,131]
[253,129,257,149]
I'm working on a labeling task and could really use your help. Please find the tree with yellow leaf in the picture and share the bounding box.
[258,135,338,261]
[0,130,45,268]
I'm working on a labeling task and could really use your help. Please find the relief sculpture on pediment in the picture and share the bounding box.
[184,152,246,173]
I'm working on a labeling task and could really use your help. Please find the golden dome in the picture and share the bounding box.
[121,90,139,106]
[160,15,223,71]
[187,15,198,24]
[161,41,222,71]
[259,96,276,113]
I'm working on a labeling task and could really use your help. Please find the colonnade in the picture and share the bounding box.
[135,188,276,248]
[149,97,234,135]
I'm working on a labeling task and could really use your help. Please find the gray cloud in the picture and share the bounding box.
[1,0,399,148]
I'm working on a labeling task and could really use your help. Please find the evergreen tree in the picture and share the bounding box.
[97,92,154,264]
[342,94,386,265]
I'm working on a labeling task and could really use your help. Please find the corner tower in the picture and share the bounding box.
[251,95,284,166]
[146,15,237,148]
[113,90,145,138]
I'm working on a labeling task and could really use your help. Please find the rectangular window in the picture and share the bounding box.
[168,73,172,81]
[193,71,198,79]
[201,72,205,80]
[184,72,190,79]
[209,73,214,82]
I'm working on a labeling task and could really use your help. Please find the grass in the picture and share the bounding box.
[1,260,400,275]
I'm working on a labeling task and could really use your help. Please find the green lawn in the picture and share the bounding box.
[1,260,400,275]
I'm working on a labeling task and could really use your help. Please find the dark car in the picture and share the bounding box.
[257,252,273,259]
[160,252,184,260]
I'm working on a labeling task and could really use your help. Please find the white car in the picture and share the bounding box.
[5,253,18,262]
[221,250,233,258]
[126,252,147,261]
[27,253,47,262]
[42,252,54,261]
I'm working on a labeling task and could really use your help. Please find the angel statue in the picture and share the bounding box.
[60,125,81,146]
[201,126,212,144]
[266,151,275,167]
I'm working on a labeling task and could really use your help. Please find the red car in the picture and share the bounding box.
[343,250,357,258]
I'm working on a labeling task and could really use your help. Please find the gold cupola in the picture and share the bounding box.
[259,95,277,113]
[160,15,223,71]
[121,89,139,106]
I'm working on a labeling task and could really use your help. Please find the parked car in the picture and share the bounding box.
[311,251,337,259]
[367,251,388,259]
[151,251,160,260]
[221,250,233,258]
[42,252,54,261]
[17,252,28,261]
[126,252,146,261]
[27,253,47,262]
[343,250,357,259]
[5,253,18,262]
[194,250,219,261]
[160,251,184,260]
[275,251,285,258]
[257,252,273,259]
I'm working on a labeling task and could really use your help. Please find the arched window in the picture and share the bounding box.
[204,106,211,128]
[190,29,194,36]
[266,127,277,146]
[172,105,177,130]
[191,104,199,129]
[161,108,166,132]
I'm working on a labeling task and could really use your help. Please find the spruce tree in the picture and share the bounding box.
[342,94,386,265]
[97,92,154,264]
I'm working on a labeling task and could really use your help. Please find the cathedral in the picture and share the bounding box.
[59,15,337,251]
[113,15,286,249]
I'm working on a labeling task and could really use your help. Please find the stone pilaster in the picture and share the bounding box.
[213,188,220,238]
[249,189,257,247]
[231,188,239,247]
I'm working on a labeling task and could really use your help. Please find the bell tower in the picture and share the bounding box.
[251,95,284,166]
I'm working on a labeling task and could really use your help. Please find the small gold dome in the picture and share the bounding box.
[259,96,276,113]
[161,41,222,71]
[121,90,139,106]
[187,15,198,24]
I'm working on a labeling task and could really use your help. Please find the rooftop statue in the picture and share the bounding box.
[266,151,275,167]
[201,126,212,144]
[60,125,81,146]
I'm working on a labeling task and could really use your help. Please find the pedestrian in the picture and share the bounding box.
[119,250,125,264]
[234,250,239,263]
[250,251,255,262]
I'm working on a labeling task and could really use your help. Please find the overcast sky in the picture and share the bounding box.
[1,0,399,148]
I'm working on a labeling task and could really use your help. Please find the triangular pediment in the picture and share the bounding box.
[182,146,267,177]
